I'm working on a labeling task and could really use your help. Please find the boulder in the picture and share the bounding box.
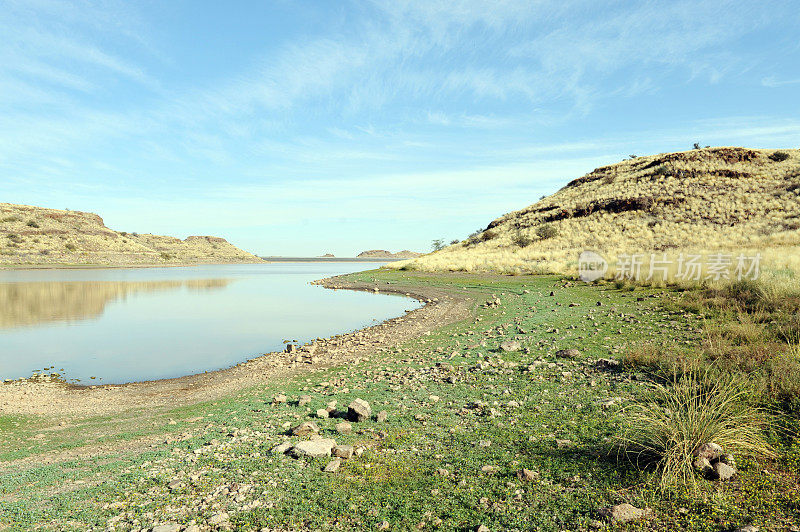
[298,394,312,407]
[348,398,372,422]
[333,445,354,459]
[324,458,342,473]
[376,410,388,423]
[335,421,352,434]
[272,441,293,454]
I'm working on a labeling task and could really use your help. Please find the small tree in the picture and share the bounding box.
[449,239,460,245]
[693,142,701,150]
[512,231,532,247]
[431,239,445,251]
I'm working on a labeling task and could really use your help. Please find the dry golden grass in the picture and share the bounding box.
[0,203,261,265]
[392,147,800,278]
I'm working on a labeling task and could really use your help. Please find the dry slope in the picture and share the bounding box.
[0,203,262,266]
[393,147,800,275]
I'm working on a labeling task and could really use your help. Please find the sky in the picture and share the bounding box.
[1,0,799,256]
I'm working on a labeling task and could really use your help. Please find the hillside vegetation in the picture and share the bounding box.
[0,203,262,266]
[394,147,800,277]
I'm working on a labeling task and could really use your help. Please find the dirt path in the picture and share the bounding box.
[0,275,475,417]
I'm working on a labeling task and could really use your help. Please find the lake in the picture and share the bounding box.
[0,263,418,384]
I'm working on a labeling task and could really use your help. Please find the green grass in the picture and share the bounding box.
[0,271,797,531]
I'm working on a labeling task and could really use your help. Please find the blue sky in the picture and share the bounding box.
[2,0,799,256]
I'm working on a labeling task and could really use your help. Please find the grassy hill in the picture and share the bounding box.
[395,147,800,278]
[0,203,262,266]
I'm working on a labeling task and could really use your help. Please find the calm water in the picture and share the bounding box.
[0,263,418,384]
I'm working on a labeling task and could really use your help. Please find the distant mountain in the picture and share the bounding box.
[0,203,263,266]
[357,249,423,259]
[318,253,335,257]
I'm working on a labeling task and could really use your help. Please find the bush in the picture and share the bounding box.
[480,230,498,242]
[65,243,77,251]
[26,220,39,228]
[535,224,559,240]
[160,252,173,260]
[769,151,790,162]
[1,215,20,223]
[431,239,445,251]
[619,370,773,489]
[511,231,532,247]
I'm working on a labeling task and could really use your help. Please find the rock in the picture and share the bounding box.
[285,344,296,353]
[377,521,390,530]
[167,479,182,490]
[693,456,713,473]
[477,526,490,532]
[500,341,521,352]
[376,410,388,423]
[291,438,336,458]
[324,458,342,473]
[291,421,320,436]
[733,526,758,532]
[208,512,230,525]
[598,503,648,523]
[517,469,538,481]
[298,394,312,407]
[555,348,580,359]
[152,524,181,532]
[185,526,201,532]
[335,421,352,434]
[273,394,287,404]
[595,358,620,370]
[316,408,330,419]
[272,441,293,454]
[694,442,723,461]
[333,445,354,459]
[720,453,736,467]
[712,461,736,481]
[555,439,573,449]
[348,398,372,422]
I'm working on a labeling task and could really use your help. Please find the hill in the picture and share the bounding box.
[357,249,422,259]
[0,203,263,266]
[392,147,800,277]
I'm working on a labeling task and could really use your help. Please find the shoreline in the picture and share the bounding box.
[0,273,475,416]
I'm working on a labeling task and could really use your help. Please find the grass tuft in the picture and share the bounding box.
[619,369,774,490]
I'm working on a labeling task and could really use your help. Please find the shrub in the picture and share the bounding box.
[619,370,774,489]
[511,231,532,247]
[769,151,790,162]
[480,230,498,242]
[693,142,701,150]
[160,252,173,260]
[535,224,559,240]
[26,220,39,228]
[431,239,445,251]
[653,165,671,176]
[449,239,460,245]
[1,215,20,223]
[65,243,77,251]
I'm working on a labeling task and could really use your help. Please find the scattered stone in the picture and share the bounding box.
[273,394,287,404]
[298,394,312,407]
[285,344,296,353]
[167,479,182,490]
[272,441,293,454]
[316,408,330,419]
[500,341,521,352]
[693,456,713,473]
[733,526,758,532]
[377,521,390,530]
[712,461,737,481]
[376,410,388,423]
[555,348,580,359]
[598,503,648,523]
[335,421,352,434]
[152,524,180,532]
[333,445,354,459]
[480,465,498,473]
[324,458,342,473]
[208,512,230,526]
[348,398,372,422]
[517,469,538,481]
[694,442,723,461]
[477,525,490,532]
[291,438,336,458]
[555,439,574,449]
[291,421,320,436]
[595,358,620,370]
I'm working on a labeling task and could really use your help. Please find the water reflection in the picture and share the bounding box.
[0,279,232,329]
